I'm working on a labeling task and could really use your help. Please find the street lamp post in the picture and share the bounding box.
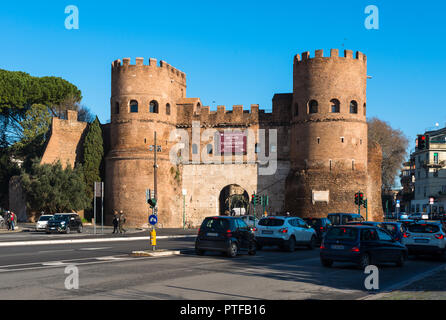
[182,189,187,229]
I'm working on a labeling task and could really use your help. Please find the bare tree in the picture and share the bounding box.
[368,117,409,190]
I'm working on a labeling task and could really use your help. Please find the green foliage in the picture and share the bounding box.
[0,150,20,208]
[20,160,89,213]
[82,117,104,201]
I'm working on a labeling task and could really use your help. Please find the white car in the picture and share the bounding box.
[255,216,317,251]
[402,221,446,259]
[35,215,53,231]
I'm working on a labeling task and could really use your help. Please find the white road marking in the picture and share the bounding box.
[79,247,112,251]
[41,261,68,266]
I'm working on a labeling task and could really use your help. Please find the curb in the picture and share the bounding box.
[358,263,446,300]
[0,235,196,247]
[131,249,181,257]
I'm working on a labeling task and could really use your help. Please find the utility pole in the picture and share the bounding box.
[154,131,157,212]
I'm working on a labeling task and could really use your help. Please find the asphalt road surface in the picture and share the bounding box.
[0,235,445,300]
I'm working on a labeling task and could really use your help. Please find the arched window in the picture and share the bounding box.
[294,103,299,117]
[308,100,318,114]
[330,99,340,113]
[207,144,213,154]
[115,102,120,114]
[130,100,138,113]
[350,100,358,114]
[166,103,171,115]
[149,100,159,113]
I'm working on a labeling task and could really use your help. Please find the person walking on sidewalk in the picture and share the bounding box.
[112,210,119,234]
[118,210,127,234]
[8,211,15,231]
[5,211,10,230]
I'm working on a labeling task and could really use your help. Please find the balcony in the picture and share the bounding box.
[422,160,446,169]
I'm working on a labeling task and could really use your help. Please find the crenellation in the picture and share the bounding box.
[149,58,157,66]
[314,49,323,58]
[302,51,310,60]
[344,50,353,59]
[135,57,144,66]
[330,49,339,57]
[217,105,226,114]
[122,58,131,66]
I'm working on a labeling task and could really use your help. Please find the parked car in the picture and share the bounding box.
[398,219,415,228]
[398,212,409,220]
[255,216,317,251]
[345,221,386,229]
[381,222,407,243]
[402,221,446,260]
[46,213,83,234]
[240,215,259,229]
[0,214,4,228]
[195,216,256,257]
[35,215,53,232]
[303,217,332,243]
[409,212,429,220]
[327,213,364,226]
[320,225,408,269]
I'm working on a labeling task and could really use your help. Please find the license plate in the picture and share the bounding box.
[206,232,218,237]
[331,245,344,250]
[415,239,429,243]
[262,230,273,234]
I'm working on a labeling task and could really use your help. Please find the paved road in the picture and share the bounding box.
[0,237,445,299]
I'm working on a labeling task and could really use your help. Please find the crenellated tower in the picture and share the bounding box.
[105,57,186,227]
[285,49,370,218]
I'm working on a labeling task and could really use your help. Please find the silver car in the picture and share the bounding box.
[35,215,53,231]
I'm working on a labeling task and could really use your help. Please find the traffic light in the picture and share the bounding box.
[148,198,157,208]
[355,192,359,205]
[418,135,426,150]
[359,192,364,205]
[251,194,257,205]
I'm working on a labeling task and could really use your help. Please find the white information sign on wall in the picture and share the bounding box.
[312,190,330,204]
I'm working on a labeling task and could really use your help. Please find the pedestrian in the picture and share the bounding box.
[119,210,127,234]
[112,210,119,234]
[5,211,10,230]
[10,211,15,231]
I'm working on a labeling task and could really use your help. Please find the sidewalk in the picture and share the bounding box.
[377,266,446,300]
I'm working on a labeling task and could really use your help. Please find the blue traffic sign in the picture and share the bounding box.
[149,215,158,225]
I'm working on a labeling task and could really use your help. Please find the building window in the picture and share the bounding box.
[350,100,358,114]
[434,153,439,164]
[192,144,198,154]
[115,102,120,114]
[149,100,159,113]
[130,100,138,113]
[166,103,171,115]
[294,103,299,117]
[329,159,332,171]
[207,144,213,154]
[352,160,355,170]
[363,103,366,116]
[255,143,259,153]
[341,137,345,143]
[330,99,340,113]
[317,137,320,144]
[308,100,318,114]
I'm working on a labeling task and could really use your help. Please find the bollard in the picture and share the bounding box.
[150,229,157,251]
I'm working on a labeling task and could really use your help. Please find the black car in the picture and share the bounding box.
[327,213,365,226]
[304,217,332,243]
[46,213,83,234]
[195,216,256,257]
[381,222,407,243]
[320,225,408,269]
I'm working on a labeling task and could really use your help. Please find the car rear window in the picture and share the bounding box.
[408,224,440,234]
[325,227,358,241]
[305,219,322,227]
[201,218,231,231]
[383,224,397,234]
[258,218,285,227]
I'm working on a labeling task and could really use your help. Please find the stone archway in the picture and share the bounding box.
[219,184,249,216]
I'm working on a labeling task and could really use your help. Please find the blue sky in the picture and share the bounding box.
[0,0,445,153]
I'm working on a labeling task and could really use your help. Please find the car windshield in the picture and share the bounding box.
[51,215,69,221]
[325,227,358,241]
[408,224,440,234]
[38,216,52,221]
[258,218,285,227]
[201,218,230,232]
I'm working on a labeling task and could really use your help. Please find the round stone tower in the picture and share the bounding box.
[285,49,369,218]
[105,57,186,227]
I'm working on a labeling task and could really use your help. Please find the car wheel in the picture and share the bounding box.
[66,227,70,234]
[227,242,238,258]
[308,236,317,250]
[321,258,333,267]
[358,253,371,269]
[396,253,405,267]
[78,225,83,233]
[286,236,296,252]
